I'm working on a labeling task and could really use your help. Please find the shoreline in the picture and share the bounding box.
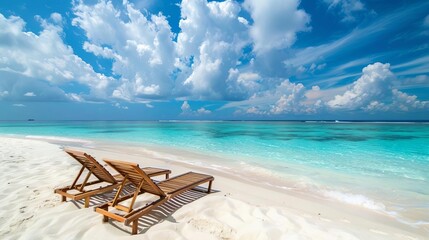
[15,134,429,228]
[0,135,427,239]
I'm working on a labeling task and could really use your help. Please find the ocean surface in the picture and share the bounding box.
[0,121,428,227]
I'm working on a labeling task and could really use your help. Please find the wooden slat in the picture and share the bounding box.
[104,159,167,197]
[158,172,213,195]
[141,168,170,177]
[65,149,117,183]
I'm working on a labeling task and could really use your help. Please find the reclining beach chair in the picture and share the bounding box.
[55,149,171,208]
[95,159,214,235]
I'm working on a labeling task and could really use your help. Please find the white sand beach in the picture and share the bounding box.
[0,136,426,240]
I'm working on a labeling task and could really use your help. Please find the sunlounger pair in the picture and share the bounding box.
[55,149,214,235]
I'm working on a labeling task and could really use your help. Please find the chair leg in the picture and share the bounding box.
[84,197,90,208]
[166,173,169,179]
[102,215,109,223]
[61,195,66,202]
[207,181,212,193]
[132,220,138,235]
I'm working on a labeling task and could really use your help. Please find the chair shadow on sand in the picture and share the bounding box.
[73,183,219,234]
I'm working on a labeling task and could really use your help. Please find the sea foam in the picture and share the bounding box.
[321,190,387,211]
[25,135,92,144]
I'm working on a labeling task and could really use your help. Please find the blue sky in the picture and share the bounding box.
[0,0,428,120]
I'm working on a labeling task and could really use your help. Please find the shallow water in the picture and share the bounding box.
[1,121,428,227]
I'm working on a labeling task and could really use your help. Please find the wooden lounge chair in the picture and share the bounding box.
[95,158,214,235]
[54,149,171,208]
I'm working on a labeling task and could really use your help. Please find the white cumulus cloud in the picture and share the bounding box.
[73,0,176,100]
[327,62,393,109]
[0,91,9,97]
[224,79,320,115]
[197,107,211,114]
[181,100,211,115]
[224,62,429,115]
[112,102,128,110]
[391,89,428,111]
[0,13,115,101]
[243,0,310,53]
[24,92,36,97]
[181,100,191,113]
[176,0,249,100]
[327,62,429,112]
[50,12,63,24]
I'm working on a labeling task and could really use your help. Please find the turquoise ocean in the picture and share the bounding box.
[0,121,428,227]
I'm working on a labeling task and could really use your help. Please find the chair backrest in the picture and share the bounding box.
[104,159,167,197]
[65,149,117,184]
